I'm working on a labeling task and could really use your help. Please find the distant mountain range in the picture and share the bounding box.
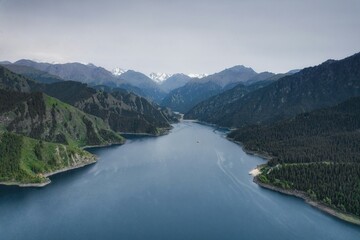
[4,60,282,107]
[3,60,294,114]
[161,66,280,113]
[185,52,360,127]
[113,68,207,83]
[3,60,208,103]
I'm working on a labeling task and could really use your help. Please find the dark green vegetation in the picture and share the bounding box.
[162,66,275,113]
[229,97,360,216]
[0,65,172,185]
[0,132,95,184]
[0,64,179,185]
[182,78,278,117]
[1,65,176,135]
[0,89,124,147]
[0,64,33,92]
[161,81,224,113]
[186,53,360,127]
[33,81,175,135]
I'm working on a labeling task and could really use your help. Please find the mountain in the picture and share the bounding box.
[0,89,124,147]
[228,97,360,217]
[1,64,63,84]
[186,52,360,127]
[245,71,275,85]
[0,65,33,92]
[196,65,258,87]
[0,86,123,185]
[160,73,192,92]
[162,66,274,113]
[161,81,223,113]
[0,65,178,186]
[182,83,262,118]
[0,66,176,135]
[14,59,119,86]
[32,81,174,135]
[149,72,173,83]
[185,72,295,120]
[12,60,168,101]
[118,70,166,103]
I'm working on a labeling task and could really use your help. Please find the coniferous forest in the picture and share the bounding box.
[228,97,360,216]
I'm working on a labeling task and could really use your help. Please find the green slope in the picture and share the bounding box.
[0,89,124,147]
[34,81,174,135]
[0,132,95,185]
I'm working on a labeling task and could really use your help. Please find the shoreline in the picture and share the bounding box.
[227,137,273,161]
[226,136,360,226]
[82,142,125,150]
[120,126,173,137]
[0,158,97,188]
[0,130,168,188]
[254,176,360,226]
[184,119,232,133]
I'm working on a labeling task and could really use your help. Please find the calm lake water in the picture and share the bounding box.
[0,121,359,240]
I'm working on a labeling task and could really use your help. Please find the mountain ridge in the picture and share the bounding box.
[186,52,360,127]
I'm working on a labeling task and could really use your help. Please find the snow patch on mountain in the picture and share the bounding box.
[149,72,173,83]
[112,67,127,76]
[188,73,208,79]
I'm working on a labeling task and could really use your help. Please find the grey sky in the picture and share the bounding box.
[0,0,359,74]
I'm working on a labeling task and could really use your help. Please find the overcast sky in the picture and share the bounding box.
[0,0,359,74]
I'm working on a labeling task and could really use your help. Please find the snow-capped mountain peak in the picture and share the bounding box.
[149,72,173,83]
[187,73,208,79]
[112,67,127,76]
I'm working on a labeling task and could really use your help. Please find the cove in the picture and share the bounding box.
[0,121,359,240]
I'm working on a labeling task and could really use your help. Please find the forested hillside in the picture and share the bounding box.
[228,97,360,216]
[0,66,176,135]
[34,81,175,135]
[0,89,124,147]
[186,52,360,127]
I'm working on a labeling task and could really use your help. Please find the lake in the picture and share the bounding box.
[0,121,359,239]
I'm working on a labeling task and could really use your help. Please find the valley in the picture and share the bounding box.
[1,1,359,239]
[0,51,360,233]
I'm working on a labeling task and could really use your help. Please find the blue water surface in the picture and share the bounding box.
[0,122,359,240]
